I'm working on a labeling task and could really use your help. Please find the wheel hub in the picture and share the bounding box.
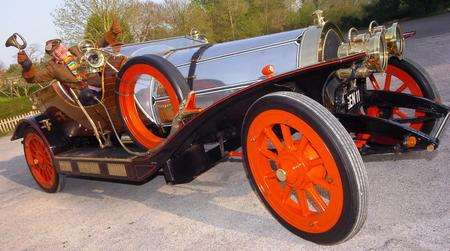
[278,150,307,185]
[276,169,286,182]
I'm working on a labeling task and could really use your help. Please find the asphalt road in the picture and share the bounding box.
[1,13,449,250]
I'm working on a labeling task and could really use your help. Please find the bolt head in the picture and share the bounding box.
[276,169,287,182]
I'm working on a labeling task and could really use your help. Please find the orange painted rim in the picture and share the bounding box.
[357,64,425,148]
[119,64,180,149]
[24,132,56,189]
[246,109,344,233]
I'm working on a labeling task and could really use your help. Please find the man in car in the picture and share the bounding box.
[16,19,123,105]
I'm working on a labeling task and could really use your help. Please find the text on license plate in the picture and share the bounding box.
[346,89,361,110]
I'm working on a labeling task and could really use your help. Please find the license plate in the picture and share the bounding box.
[345,89,361,110]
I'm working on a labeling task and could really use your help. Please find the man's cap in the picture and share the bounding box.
[45,39,62,53]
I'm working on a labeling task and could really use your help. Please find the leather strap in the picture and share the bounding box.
[187,43,213,90]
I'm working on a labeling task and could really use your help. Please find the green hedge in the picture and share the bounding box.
[0,96,32,120]
[338,0,450,29]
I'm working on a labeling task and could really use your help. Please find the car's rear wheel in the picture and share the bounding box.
[357,57,441,147]
[23,128,64,193]
[242,92,368,244]
[117,55,190,150]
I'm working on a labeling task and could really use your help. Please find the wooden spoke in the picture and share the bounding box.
[258,148,278,161]
[296,190,311,217]
[369,75,381,90]
[263,170,277,180]
[384,74,392,91]
[393,108,408,119]
[306,185,327,212]
[395,83,408,93]
[281,124,295,150]
[263,127,284,152]
[295,135,309,152]
[307,175,332,191]
[280,186,292,206]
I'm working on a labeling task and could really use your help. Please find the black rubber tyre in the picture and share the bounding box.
[115,54,190,149]
[388,57,441,134]
[242,91,368,245]
[23,128,64,193]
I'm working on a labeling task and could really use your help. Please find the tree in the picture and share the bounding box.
[0,61,5,88]
[285,0,316,29]
[84,11,133,43]
[126,1,171,42]
[162,0,213,39]
[53,0,136,44]
[197,0,249,41]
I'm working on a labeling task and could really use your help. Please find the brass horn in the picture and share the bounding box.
[5,33,27,50]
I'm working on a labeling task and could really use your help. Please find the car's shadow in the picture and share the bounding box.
[0,155,38,189]
[362,149,438,162]
[0,154,291,240]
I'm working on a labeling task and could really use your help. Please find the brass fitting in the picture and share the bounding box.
[313,10,326,27]
[385,22,404,57]
[335,66,372,80]
[338,25,388,72]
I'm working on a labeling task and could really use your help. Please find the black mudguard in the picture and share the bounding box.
[11,114,68,155]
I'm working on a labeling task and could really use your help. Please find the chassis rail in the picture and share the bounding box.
[336,90,450,154]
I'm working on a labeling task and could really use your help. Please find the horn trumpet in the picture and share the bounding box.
[84,49,106,69]
[5,33,27,50]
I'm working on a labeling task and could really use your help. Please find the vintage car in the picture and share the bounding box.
[6,11,449,244]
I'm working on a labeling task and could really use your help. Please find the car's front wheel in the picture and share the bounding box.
[242,92,368,245]
[358,57,442,148]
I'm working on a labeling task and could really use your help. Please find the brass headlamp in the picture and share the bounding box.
[369,21,404,57]
[385,22,404,57]
[338,25,388,72]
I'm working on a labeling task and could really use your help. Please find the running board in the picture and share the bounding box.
[54,147,158,183]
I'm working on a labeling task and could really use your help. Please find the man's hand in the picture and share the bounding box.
[110,19,122,35]
[17,51,33,72]
[17,51,30,65]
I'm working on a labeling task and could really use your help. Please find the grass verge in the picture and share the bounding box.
[0,96,32,120]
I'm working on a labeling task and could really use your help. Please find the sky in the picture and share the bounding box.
[0,0,163,68]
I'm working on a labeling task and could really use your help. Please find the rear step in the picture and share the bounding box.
[54,147,157,183]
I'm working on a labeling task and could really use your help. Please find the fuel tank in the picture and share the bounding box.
[118,23,343,109]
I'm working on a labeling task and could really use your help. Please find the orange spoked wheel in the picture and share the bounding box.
[23,129,63,193]
[117,55,189,150]
[247,109,344,232]
[242,92,368,244]
[357,58,441,148]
